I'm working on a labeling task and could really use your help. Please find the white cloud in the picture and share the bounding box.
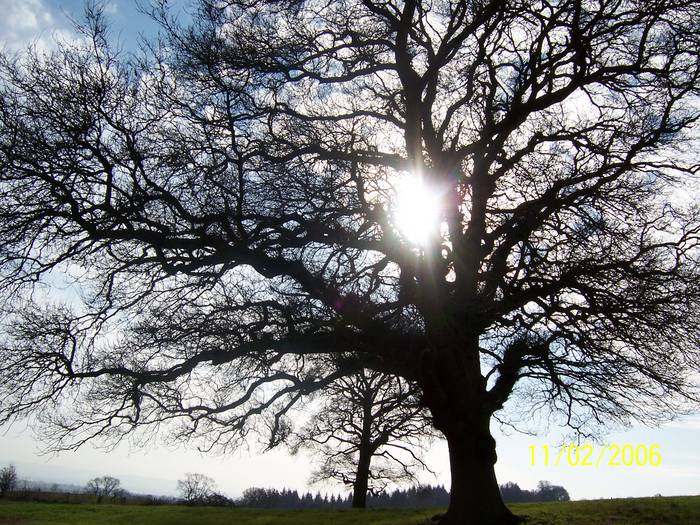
[6,1,41,31]
[0,0,73,52]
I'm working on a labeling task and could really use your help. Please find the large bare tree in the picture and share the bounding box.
[290,369,433,508]
[1,1,700,523]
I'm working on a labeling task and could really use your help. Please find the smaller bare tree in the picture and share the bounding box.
[0,465,17,497]
[291,370,435,508]
[177,472,217,505]
[85,476,121,503]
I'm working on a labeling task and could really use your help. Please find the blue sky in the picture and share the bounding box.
[0,0,698,501]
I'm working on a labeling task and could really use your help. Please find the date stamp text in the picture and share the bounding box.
[529,444,661,467]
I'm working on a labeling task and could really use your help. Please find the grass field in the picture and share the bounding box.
[0,495,698,524]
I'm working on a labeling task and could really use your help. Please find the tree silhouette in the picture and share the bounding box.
[177,472,217,504]
[85,476,121,503]
[0,465,17,498]
[290,369,433,507]
[1,1,700,523]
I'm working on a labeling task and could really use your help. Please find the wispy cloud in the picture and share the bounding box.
[0,0,73,52]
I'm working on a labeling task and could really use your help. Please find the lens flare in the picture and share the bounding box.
[392,176,442,246]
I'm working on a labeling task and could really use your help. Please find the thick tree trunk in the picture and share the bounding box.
[441,423,518,525]
[352,444,371,508]
[352,385,375,508]
[417,333,519,525]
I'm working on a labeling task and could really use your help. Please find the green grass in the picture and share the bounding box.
[0,496,698,524]
[515,496,700,524]
[0,504,438,525]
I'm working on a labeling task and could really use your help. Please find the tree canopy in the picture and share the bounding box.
[177,472,218,504]
[1,1,699,523]
[85,475,122,502]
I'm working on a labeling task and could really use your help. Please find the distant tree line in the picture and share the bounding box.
[0,465,175,505]
[367,485,449,508]
[236,481,569,509]
[237,486,446,509]
[239,487,350,509]
[1,463,568,508]
[500,481,570,503]
[7,485,175,506]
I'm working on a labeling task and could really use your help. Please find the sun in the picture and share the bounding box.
[392,176,442,246]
